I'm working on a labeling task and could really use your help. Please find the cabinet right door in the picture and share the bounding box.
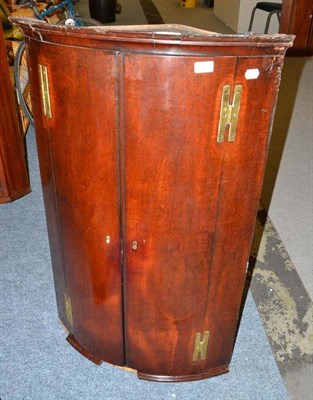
[122,52,283,379]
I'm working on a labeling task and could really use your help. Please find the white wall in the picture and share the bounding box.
[214,0,282,33]
[214,0,241,32]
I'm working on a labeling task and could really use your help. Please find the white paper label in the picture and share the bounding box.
[194,61,214,74]
[245,68,260,80]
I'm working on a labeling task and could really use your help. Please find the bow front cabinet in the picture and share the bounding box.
[14,19,293,382]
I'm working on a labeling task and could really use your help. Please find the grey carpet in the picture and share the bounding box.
[0,127,288,399]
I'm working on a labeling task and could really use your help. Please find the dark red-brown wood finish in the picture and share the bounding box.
[0,22,30,203]
[13,18,293,382]
[280,0,313,56]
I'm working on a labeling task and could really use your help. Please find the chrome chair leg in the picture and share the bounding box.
[248,6,257,32]
[264,10,281,33]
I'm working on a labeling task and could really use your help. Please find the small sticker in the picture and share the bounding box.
[194,61,214,74]
[245,68,260,80]
[154,31,182,36]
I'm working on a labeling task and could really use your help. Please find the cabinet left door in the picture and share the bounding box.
[26,40,124,365]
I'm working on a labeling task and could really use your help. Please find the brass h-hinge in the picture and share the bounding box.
[193,331,210,362]
[64,293,73,326]
[217,84,242,143]
[39,64,52,118]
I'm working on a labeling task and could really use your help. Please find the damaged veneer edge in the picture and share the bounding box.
[10,17,294,48]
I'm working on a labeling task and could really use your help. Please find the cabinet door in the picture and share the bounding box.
[123,53,283,379]
[123,54,237,378]
[27,41,124,365]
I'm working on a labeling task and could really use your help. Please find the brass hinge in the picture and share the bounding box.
[193,331,210,362]
[64,293,73,326]
[217,84,242,143]
[38,64,52,118]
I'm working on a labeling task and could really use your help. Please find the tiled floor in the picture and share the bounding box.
[68,1,313,398]
[250,208,313,400]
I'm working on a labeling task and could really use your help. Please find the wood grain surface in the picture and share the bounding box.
[280,0,313,55]
[0,22,30,203]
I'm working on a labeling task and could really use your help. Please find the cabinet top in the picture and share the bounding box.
[12,18,294,57]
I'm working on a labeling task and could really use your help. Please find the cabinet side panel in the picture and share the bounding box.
[25,40,67,327]
[123,53,237,376]
[28,42,124,365]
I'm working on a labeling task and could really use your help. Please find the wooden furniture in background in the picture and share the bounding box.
[14,19,293,381]
[0,21,30,203]
[280,0,313,55]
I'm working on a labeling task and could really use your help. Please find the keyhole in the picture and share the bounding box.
[132,241,138,251]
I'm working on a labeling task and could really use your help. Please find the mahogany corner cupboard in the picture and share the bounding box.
[14,18,293,382]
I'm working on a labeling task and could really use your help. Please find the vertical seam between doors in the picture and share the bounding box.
[117,51,128,366]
